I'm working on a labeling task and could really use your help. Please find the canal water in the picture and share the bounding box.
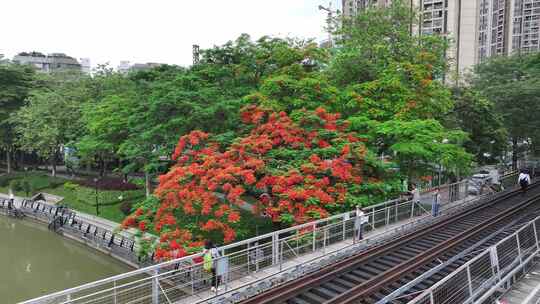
[0,215,132,303]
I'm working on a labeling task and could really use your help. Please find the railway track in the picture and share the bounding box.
[240,184,540,304]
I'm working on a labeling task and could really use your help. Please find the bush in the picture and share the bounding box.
[0,175,10,187]
[30,174,65,190]
[9,180,23,192]
[76,177,140,191]
[128,177,145,188]
[21,179,31,196]
[64,181,79,192]
[0,173,24,187]
[119,200,134,215]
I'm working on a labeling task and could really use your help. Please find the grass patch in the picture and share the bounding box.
[51,184,145,223]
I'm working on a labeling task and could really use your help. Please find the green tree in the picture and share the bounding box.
[77,36,328,197]
[332,1,471,180]
[0,64,35,173]
[330,0,449,87]
[14,71,88,176]
[471,53,540,168]
[448,88,507,164]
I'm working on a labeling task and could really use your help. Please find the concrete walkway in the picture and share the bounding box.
[498,260,540,304]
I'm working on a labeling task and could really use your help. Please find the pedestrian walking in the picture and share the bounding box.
[203,240,222,292]
[409,184,421,216]
[355,206,369,241]
[432,188,441,217]
[518,170,531,196]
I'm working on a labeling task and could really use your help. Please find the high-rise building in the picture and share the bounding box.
[510,0,540,54]
[80,58,91,74]
[117,60,131,74]
[117,61,164,74]
[341,0,540,76]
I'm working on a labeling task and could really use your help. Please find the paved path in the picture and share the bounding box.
[498,260,540,304]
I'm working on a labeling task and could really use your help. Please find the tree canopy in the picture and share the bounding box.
[471,53,540,167]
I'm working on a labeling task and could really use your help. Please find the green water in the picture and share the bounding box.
[0,216,132,303]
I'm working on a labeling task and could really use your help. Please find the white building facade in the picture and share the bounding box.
[342,0,540,76]
[12,52,82,72]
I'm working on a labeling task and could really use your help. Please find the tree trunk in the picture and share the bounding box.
[145,171,152,197]
[512,137,518,170]
[6,147,12,174]
[99,156,105,177]
[102,159,107,177]
[19,151,25,170]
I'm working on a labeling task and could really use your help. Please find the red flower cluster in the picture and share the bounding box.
[124,106,375,260]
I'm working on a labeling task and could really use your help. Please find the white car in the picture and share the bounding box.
[468,173,493,195]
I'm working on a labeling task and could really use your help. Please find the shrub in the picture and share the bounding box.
[0,173,24,187]
[128,177,146,188]
[9,180,23,192]
[64,182,79,192]
[76,177,140,191]
[119,200,134,215]
[0,176,10,187]
[21,179,31,196]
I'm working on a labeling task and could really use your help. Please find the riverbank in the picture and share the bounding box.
[0,192,145,269]
[0,215,132,303]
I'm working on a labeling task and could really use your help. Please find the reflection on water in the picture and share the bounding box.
[0,216,132,303]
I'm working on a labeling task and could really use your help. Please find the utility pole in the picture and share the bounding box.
[192,44,200,65]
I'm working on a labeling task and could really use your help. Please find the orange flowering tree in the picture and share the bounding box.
[123,106,396,260]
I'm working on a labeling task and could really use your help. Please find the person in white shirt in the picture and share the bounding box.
[409,184,421,216]
[410,184,421,203]
[355,206,369,241]
[432,188,441,217]
[518,170,531,195]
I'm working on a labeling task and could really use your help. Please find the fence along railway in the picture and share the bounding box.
[240,181,540,304]
[19,172,532,304]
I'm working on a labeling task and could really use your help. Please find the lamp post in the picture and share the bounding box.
[318,2,335,47]
[24,166,29,197]
[93,177,100,216]
[438,139,449,186]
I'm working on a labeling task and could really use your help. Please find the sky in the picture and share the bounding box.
[0,0,340,68]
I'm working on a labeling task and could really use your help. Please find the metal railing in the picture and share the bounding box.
[197,189,498,304]
[408,215,540,304]
[21,181,474,304]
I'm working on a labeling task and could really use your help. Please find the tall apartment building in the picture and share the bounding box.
[342,0,540,75]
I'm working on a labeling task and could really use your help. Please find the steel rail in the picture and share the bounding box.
[325,192,540,304]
